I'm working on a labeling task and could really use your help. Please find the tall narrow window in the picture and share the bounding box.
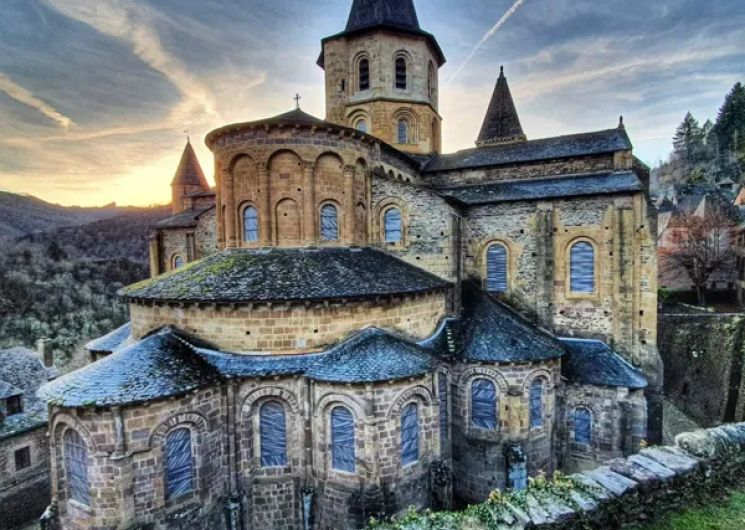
[401,403,419,465]
[398,119,409,144]
[64,430,89,506]
[530,380,544,429]
[243,206,259,242]
[570,241,595,293]
[331,407,355,473]
[260,401,287,467]
[574,408,592,444]
[428,62,436,101]
[486,243,508,293]
[471,378,497,430]
[359,58,370,91]
[438,375,448,447]
[15,447,31,471]
[395,57,407,89]
[173,255,185,270]
[165,428,194,500]
[384,208,402,243]
[320,204,339,241]
[356,119,368,133]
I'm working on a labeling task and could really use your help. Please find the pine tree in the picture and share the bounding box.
[673,112,704,163]
[714,82,745,155]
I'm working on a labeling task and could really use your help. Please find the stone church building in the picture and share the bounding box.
[39,1,662,529]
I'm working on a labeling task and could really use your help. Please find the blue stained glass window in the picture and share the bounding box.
[320,204,339,241]
[530,380,544,428]
[486,244,508,293]
[574,408,592,444]
[384,208,402,243]
[173,255,185,269]
[356,119,368,133]
[398,119,409,144]
[439,375,448,446]
[165,428,194,500]
[570,242,595,293]
[243,206,259,242]
[471,378,497,430]
[260,401,288,467]
[401,403,419,465]
[331,407,355,473]
[64,429,90,506]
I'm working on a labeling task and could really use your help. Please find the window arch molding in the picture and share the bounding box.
[393,50,412,91]
[171,253,186,270]
[240,388,300,472]
[374,197,409,247]
[480,238,515,294]
[566,237,599,297]
[392,108,418,145]
[50,417,97,509]
[239,201,260,245]
[353,52,371,93]
[386,385,433,421]
[348,110,371,134]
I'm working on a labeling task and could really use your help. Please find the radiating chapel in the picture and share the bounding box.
[39,1,662,529]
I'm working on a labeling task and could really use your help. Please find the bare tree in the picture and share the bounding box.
[663,201,737,306]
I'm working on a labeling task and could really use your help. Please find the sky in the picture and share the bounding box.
[0,0,743,207]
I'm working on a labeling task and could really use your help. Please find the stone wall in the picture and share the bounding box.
[659,312,745,427]
[0,426,51,529]
[370,422,745,530]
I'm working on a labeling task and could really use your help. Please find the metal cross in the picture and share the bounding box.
[294,93,302,109]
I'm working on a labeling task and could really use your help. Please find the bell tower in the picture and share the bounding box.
[318,0,446,155]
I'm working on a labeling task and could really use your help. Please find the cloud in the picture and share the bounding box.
[0,71,74,128]
[446,0,528,86]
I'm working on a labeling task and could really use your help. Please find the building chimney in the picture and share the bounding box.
[37,338,54,368]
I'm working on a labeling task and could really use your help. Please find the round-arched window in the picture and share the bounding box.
[173,255,185,270]
[398,119,409,144]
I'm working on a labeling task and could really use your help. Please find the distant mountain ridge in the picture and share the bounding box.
[0,191,127,238]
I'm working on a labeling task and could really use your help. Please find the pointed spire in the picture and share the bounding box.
[345,0,420,33]
[172,140,209,190]
[476,67,527,147]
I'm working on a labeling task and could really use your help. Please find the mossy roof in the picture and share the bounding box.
[121,247,451,304]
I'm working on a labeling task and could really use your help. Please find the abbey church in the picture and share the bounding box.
[39,1,662,529]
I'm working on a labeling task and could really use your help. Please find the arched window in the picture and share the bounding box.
[320,204,339,241]
[574,408,592,444]
[384,208,402,243]
[165,428,194,500]
[471,378,497,430]
[438,374,448,446]
[64,429,89,506]
[395,57,407,89]
[428,62,436,101]
[486,243,508,293]
[260,401,287,467]
[401,403,419,465]
[173,255,185,269]
[243,206,259,242]
[570,241,595,293]
[359,58,370,91]
[398,119,409,144]
[530,380,544,429]
[331,406,355,473]
[356,119,368,133]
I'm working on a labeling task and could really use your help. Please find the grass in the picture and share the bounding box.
[633,489,745,530]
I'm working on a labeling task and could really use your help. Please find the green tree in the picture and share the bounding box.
[715,82,745,155]
[673,112,705,163]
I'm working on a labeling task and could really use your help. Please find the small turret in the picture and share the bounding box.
[171,139,209,214]
[476,66,527,147]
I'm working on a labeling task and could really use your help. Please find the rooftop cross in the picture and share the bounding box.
[294,93,302,109]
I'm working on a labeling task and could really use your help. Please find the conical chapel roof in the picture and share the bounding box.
[476,67,527,147]
[172,140,209,189]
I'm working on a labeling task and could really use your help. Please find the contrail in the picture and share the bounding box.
[0,72,74,129]
[446,0,528,86]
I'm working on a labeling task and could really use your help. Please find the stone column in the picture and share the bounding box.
[344,165,356,244]
[302,161,316,244]
[224,170,237,248]
[258,162,270,245]
[216,159,225,249]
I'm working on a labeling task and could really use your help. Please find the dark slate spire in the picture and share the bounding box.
[345,0,421,33]
[172,139,209,189]
[476,66,527,147]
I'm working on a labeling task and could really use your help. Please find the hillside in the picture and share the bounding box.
[0,190,123,238]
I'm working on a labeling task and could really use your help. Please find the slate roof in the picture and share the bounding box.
[38,330,220,408]
[423,128,632,172]
[155,205,215,229]
[0,347,58,439]
[121,247,451,304]
[437,171,642,206]
[476,67,526,147]
[85,322,133,354]
[172,141,209,189]
[459,284,566,363]
[560,338,648,389]
[306,327,436,383]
